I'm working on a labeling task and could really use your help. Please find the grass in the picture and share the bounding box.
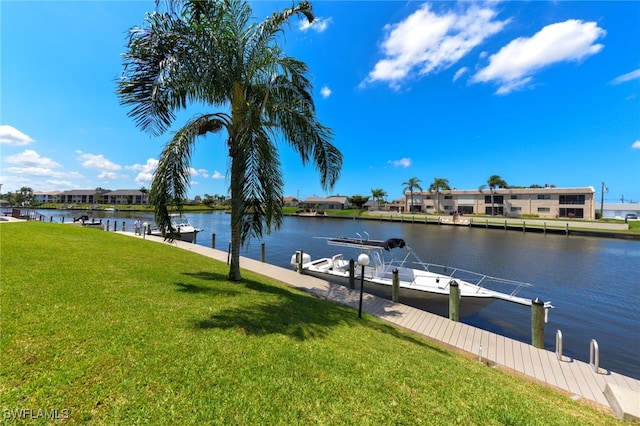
[0,222,622,425]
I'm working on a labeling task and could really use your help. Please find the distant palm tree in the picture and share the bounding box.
[371,188,387,208]
[139,186,149,206]
[428,177,450,213]
[479,175,508,216]
[402,177,423,213]
[118,0,342,281]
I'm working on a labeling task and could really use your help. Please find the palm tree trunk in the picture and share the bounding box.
[228,142,243,282]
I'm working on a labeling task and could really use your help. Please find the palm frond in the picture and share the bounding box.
[151,113,229,238]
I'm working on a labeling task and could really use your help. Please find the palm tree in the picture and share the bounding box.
[139,186,149,206]
[428,178,450,213]
[370,188,387,209]
[118,0,342,281]
[402,177,423,213]
[479,175,508,216]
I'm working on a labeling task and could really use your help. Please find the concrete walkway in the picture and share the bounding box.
[126,232,640,420]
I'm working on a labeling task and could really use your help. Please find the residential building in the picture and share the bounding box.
[33,191,62,203]
[600,203,640,219]
[404,187,596,220]
[102,189,149,206]
[302,196,349,210]
[56,189,149,206]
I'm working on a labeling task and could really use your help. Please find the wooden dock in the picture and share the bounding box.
[131,233,640,420]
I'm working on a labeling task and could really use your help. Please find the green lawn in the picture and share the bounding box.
[0,222,620,424]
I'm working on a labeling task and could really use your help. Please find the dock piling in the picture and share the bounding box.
[531,298,545,348]
[392,269,399,302]
[348,259,355,289]
[449,280,460,322]
[296,250,303,274]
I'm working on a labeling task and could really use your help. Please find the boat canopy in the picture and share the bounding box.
[327,237,406,251]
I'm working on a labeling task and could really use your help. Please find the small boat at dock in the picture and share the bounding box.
[150,214,202,243]
[291,234,552,318]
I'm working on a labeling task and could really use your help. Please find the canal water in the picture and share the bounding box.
[40,209,640,379]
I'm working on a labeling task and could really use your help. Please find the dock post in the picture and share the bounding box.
[522,221,526,232]
[555,330,563,361]
[106,220,110,231]
[565,223,569,236]
[589,339,600,373]
[211,233,216,249]
[449,280,460,322]
[531,298,545,348]
[392,269,399,302]
[544,222,547,235]
[261,242,265,263]
[348,259,355,289]
[227,242,231,265]
[122,221,126,232]
[297,250,303,274]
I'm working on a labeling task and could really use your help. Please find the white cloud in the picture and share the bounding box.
[0,125,35,146]
[632,140,640,149]
[4,150,61,169]
[2,150,82,187]
[212,170,225,180]
[320,86,332,98]
[472,19,606,94]
[611,68,640,85]
[189,167,210,178]
[126,158,158,185]
[299,16,332,33]
[388,158,412,168]
[76,151,122,173]
[5,166,82,179]
[453,67,468,82]
[362,3,508,89]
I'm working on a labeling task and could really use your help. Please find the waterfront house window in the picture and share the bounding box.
[511,195,518,199]
[559,208,584,218]
[537,194,551,200]
[537,207,550,213]
[484,195,504,204]
[559,194,585,205]
[444,195,452,200]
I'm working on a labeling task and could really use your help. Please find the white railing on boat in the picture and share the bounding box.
[374,256,534,298]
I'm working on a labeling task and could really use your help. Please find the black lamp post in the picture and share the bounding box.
[357,253,370,318]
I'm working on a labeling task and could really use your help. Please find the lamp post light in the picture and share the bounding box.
[357,253,370,318]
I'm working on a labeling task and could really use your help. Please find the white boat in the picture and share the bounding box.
[150,214,202,243]
[291,234,553,318]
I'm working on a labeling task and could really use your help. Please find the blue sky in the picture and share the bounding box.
[1,1,639,203]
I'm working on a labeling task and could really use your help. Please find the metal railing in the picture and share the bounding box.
[590,339,600,373]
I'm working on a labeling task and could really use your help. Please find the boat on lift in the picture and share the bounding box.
[291,233,552,318]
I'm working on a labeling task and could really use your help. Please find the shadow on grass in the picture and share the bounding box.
[189,274,450,354]
[176,271,242,296]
